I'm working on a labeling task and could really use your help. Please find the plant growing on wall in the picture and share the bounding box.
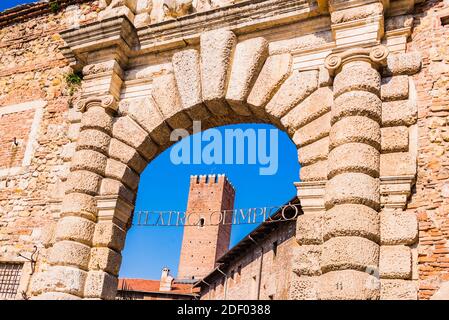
[49,1,60,14]
[65,71,83,97]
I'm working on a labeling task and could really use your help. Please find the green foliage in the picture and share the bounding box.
[65,72,83,96]
[65,72,83,86]
[49,1,60,14]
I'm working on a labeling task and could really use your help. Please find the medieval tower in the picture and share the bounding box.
[177,174,235,280]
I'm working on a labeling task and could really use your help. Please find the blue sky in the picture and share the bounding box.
[2,0,301,281]
[0,0,36,11]
[120,124,299,280]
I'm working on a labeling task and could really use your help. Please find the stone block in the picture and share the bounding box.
[328,143,379,179]
[380,210,418,245]
[89,247,122,276]
[329,116,381,150]
[266,69,318,119]
[324,204,380,242]
[61,192,97,220]
[380,279,417,300]
[381,126,409,153]
[76,129,111,155]
[93,223,127,252]
[379,245,412,279]
[292,244,322,276]
[321,236,379,272]
[226,37,269,115]
[288,275,319,300]
[297,137,329,166]
[247,53,292,110]
[381,76,409,102]
[80,107,114,133]
[200,29,237,116]
[65,170,102,196]
[105,158,139,191]
[100,178,136,204]
[48,240,91,269]
[332,91,382,125]
[296,213,323,245]
[385,52,422,76]
[300,161,328,182]
[318,270,380,300]
[108,138,147,173]
[31,266,87,296]
[333,64,380,98]
[380,153,416,177]
[84,271,118,300]
[112,116,158,161]
[281,87,333,135]
[54,216,96,245]
[325,173,380,210]
[293,112,331,147]
[382,100,417,127]
[70,149,108,175]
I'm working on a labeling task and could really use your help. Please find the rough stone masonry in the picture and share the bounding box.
[0,0,449,300]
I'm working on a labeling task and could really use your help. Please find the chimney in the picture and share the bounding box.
[159,267,174,292]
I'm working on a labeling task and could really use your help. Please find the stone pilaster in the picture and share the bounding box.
[320,45,390,300]
[31,97,118,299]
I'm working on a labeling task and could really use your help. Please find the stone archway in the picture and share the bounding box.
[29,0,423,300]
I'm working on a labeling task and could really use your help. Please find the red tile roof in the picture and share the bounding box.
[118,278,200,296]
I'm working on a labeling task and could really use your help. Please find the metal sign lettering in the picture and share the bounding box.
[134,204,301,227]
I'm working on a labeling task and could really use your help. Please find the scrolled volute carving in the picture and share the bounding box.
[325,45,390,76]
[75,95,118,113]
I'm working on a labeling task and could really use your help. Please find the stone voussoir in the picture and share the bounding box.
[265,69,318,120]
[247,53,292,110]
[151,73,192,129]
[226,37,269,116]
[200,29,237,116]
[281,87,333,135]
[293,112,331,147]
[172,49,208,120]
[112,115,158,161]
[108,138,148,174]
[297,137,329,166]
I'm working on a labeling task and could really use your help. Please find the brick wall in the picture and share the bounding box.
[0,2,98,297]
[408,0,449,299]
[200,220,296,300]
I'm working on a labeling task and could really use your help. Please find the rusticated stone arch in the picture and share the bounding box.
[30,28,335,300]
